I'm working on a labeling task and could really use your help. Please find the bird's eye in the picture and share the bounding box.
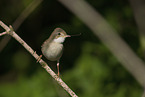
[58,33,61,35]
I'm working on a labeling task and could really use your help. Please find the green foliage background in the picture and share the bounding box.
[0,0,143,97]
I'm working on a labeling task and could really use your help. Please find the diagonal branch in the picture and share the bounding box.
[58,0,145,88]
[0,21,78,97]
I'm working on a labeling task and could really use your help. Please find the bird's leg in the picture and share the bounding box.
[57,60,60,77]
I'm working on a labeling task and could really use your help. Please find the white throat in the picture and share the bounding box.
[53,37,65,43]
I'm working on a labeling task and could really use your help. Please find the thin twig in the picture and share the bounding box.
[12,0,43,30]
[0,0,43,52]
[0,32,7,36]
[0,21,78,97]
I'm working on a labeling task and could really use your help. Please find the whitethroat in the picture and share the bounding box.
[41,28,71,77]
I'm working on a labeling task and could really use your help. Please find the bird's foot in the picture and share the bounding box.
[37,55,42,63]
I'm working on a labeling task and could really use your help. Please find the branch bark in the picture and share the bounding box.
[0,21,78,97]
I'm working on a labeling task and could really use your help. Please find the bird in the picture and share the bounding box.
[41,28,70,77]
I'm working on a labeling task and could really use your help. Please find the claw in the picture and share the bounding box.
[37,55,42,63]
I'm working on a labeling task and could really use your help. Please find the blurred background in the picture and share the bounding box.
[0,0,144,97]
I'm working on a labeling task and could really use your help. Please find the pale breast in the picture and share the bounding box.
[43,42,63,61]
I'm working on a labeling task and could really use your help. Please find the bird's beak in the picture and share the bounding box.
[65,35,71,37]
